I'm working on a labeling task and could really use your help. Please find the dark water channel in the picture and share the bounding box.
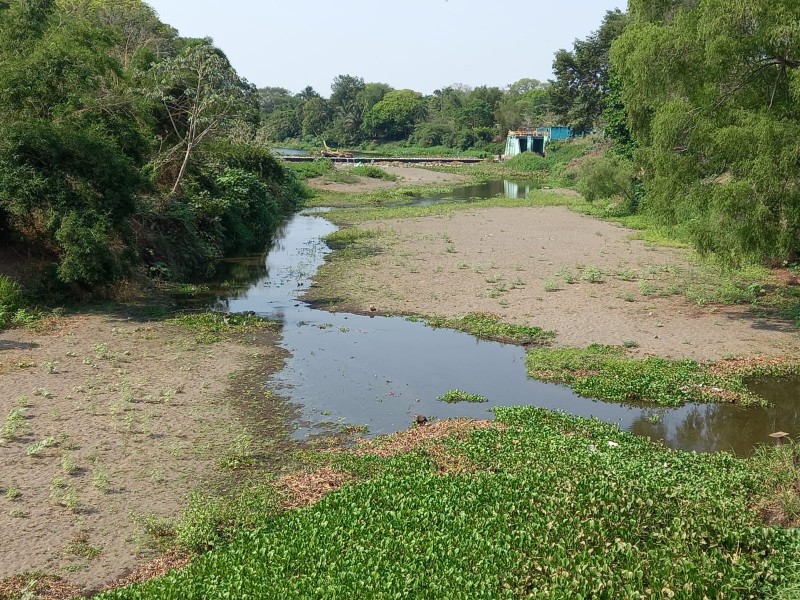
[209,184,800,456]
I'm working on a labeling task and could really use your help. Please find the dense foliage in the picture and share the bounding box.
[101,408,800,599]
[0,0,301,292]
[610,0,800,265]
[257,75,564,153]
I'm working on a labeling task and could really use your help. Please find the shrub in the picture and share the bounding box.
[0,276,21,328]
[576,152,637,208]
[350,165,397,181]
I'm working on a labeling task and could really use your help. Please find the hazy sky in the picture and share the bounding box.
[145,1,625,96]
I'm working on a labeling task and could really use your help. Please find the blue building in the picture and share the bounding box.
[503,126,573,157]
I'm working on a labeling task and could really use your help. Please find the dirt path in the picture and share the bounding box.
[308,205,800,361]
[0,313,287,593]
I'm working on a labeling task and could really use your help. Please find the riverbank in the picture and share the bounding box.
[307,201,800,362]
[0,310,295,595]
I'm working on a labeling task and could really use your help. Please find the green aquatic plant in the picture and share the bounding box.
[436,389,488,404]
[99,407,800,599]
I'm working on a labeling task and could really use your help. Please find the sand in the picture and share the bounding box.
[0,313,284,592]
[309,205,800,361]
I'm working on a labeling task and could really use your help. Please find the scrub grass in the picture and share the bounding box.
[425,312,555,345]
[526,344,800,407]
[99,407,800,599]
[169,312,278,344]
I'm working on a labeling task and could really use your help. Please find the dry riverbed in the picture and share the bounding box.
[0,312,291,595]
[307,203,800,361]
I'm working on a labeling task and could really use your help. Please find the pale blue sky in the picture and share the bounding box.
[145,1,626,96]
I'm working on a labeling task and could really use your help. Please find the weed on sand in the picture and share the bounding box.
[424,313,555,345]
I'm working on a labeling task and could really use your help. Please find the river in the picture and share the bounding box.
[208,181,800,455]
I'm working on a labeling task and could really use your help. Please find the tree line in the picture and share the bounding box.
[0,0,302,295]
[258,76,558,151]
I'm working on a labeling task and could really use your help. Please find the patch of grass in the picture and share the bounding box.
[526,344,800,407]
[350,165,397,180]
[323,169,359,184]
[61,453,79,476]
[557,266,577,284]
[169,312,277,344]
[543,279,561,292]
[65,534,102,559]
[426,312,555,345]
[1,407,28,444]
[322,228,380,251]
[437,389,488,404]
[284,158,334,180]
[26,436,57,457]
[175,481,281,553]
[217,433,257,470]
[99,407,800,600]
[580,265,604,283]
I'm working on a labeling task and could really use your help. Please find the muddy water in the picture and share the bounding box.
[211,192,800,456]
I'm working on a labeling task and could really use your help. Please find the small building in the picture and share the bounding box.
[503,126,573,157]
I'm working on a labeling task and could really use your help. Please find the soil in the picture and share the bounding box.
[307,204,800,362]
[0,311,289,594]
[305,164,466,194]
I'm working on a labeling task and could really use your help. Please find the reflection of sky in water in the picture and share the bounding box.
[209,196,800,456]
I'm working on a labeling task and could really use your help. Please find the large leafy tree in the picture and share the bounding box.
[612,0,800,264]
[148,39,256,193]
[362,89,426,141]
[550,9,628,133]
[0,0,145,284]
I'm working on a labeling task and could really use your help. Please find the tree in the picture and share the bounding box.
[257,86,297,115]
[362,89,426,140]
[300,96,330,137]
[0,0,144,284]
[149,39,255,194]
[550,9,628,132]
[611,0,800,264]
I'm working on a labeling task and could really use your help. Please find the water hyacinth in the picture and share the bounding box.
[101,408,800,599]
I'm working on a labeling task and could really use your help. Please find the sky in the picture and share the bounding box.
[144,0,625,97]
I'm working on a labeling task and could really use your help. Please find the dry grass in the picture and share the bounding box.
[0,574,81,600]
[355,418,498,459]
[275,466,354,509]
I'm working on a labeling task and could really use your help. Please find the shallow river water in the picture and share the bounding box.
[209,182,800,455]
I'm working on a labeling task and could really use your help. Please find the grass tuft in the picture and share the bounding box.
[426,312,555,345]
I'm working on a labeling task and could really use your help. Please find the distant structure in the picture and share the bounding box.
[503,126,573,158]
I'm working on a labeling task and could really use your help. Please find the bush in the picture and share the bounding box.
[576,153,636,205]
[350,165,396,181]
[0,275,21,327]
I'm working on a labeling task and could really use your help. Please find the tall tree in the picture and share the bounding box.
[149,39,255,193]
[550,9,628,132]
[612,0,800,263]
[363,89,426,140]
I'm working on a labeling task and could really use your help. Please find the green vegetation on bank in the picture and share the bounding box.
[527,345,800,407]
[100,407,800,599]
[425,313,555,346]
[0,0,302,304]
[169,312,278,344]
